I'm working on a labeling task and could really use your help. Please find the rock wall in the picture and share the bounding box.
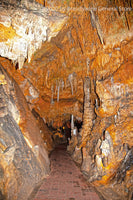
[0,64,50,200]
[0,0,133,200]
[32,108,54,153]
[68,44,133,200]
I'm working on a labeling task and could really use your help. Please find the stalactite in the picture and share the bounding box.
[95,99,98,109]
[51,84,54,104]
[86,57,90,75]
[90,10,105,45]
[125,11,130,30]
[45,70,50,87]
[57,82,60,102]
[114,114,117,124]
[73,72,77,93]
[68,73,74,95]
[0,1,67,69]
[71,114,74,130]
[18,55,25,70]
[61,79,64,91]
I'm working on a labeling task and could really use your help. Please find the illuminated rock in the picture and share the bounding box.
[0,0,133,199]
[0,0,67,69]
[0,64,50,200]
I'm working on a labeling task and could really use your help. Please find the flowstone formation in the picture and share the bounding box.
[0,0,133,200]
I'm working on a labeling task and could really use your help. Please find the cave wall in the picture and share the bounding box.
[0,1,68,199]
[0,0,133,200]
[0,64,50,200]
[79,61,133,200]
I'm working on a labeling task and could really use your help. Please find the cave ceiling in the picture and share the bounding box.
[0,0,133,127]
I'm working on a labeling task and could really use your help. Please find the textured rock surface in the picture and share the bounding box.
[0,0,67,69]
[0,64,50,200]
[5,0,132,128]
[32,108,54,153]
[0,0,133,200]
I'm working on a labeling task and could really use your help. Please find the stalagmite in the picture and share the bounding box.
[79,77,95,148]
[67,115,81,161]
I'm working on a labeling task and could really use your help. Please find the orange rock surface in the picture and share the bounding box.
[0,0,133,199]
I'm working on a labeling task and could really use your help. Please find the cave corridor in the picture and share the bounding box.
[0,0,133,200]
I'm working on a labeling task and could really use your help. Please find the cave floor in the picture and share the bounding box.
[33,144,100,200]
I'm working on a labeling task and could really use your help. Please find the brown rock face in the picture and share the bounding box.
[0,0,133,200]
[0,64,50,200]
[32,108,54,153]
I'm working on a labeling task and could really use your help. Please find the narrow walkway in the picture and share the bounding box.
[34,144,100,200]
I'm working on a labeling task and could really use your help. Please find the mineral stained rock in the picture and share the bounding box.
[72,57,133,199]
[0,0,133,200]
[32,108,54,153]
[0,64,50,200]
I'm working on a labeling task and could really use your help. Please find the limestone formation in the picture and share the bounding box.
[0,0,133,199]
[32,108,54,153]
[79,77,96,148]
[0,0,67,69]
[0,64,50,200]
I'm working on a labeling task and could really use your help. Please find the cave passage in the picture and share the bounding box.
[0,0,133,200]
[33,144,100,200]
[51,118,83,146]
